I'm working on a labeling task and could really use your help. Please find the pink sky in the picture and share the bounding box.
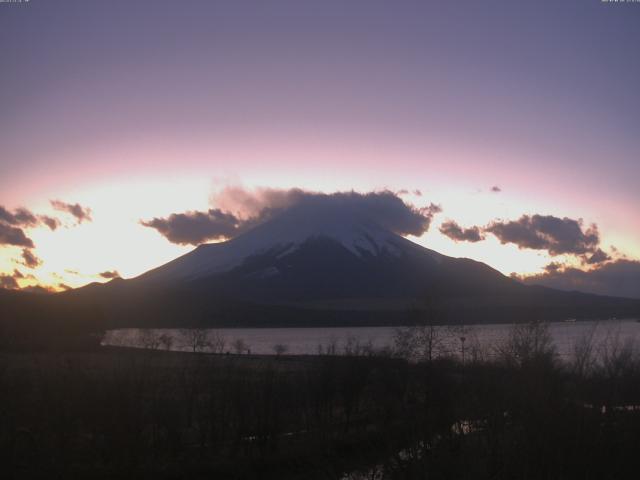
[1,0,639,291]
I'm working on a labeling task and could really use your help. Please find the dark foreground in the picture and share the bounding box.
[2,340,640,479]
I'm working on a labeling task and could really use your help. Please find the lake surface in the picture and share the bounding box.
[103,318,640,360]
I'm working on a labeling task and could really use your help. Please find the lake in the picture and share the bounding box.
[102,318,640,360]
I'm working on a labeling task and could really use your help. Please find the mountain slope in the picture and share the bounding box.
[138,202,444,285]
[133,202,518,304]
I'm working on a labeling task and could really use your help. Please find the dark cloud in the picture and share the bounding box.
[99,270,121,279]
[0,206,39,227]
[584,248,611,265]
[252,189,442,237]
[58,283,72,291]
[544,262,564,273]
[442,213,615,262]
[520,260,640,300]
[141,209,242,245]
[439,220,485,243]
[0,206,38,248]
[491,186,502,193]
[39,215,61,231]
[13,269,35,280]
[0,206,63,248]
[413,189,423,197]
[0,268,37,290]
[0,274,19,290]
[50,200,92,224]
[485,214,599,256]
[143,188,441,246]
[271,190,441,238]
[0,223,34,248]
[20,249,42,269]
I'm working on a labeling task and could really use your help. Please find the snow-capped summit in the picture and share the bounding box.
[137,201,443,285]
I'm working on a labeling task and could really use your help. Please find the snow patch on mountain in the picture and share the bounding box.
[138,203,442,284]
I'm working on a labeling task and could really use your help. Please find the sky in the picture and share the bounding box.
[0,0,639,295]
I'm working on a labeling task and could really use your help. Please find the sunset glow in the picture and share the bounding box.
[1,0,638,296]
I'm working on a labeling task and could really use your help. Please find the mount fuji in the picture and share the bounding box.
[63,201,640,328]
[133,201,523,302]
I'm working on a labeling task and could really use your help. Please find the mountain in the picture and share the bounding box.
[79,202,639,327]
[4,203,638,343]
[135,203,518,302]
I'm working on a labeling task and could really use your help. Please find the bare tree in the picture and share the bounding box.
[326,336,338,355]
[158,332,174,351]
[273,343,288,356]
[139,329,161,350]
[232,338,247,354]
[209,330,226,354]
[464,330,487,364]
[496,320,556,367]
[394,296,448,361]
[180,328,211,353]
[571,322,599,377]
[599,327,638,380]
[393,321,446,362]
